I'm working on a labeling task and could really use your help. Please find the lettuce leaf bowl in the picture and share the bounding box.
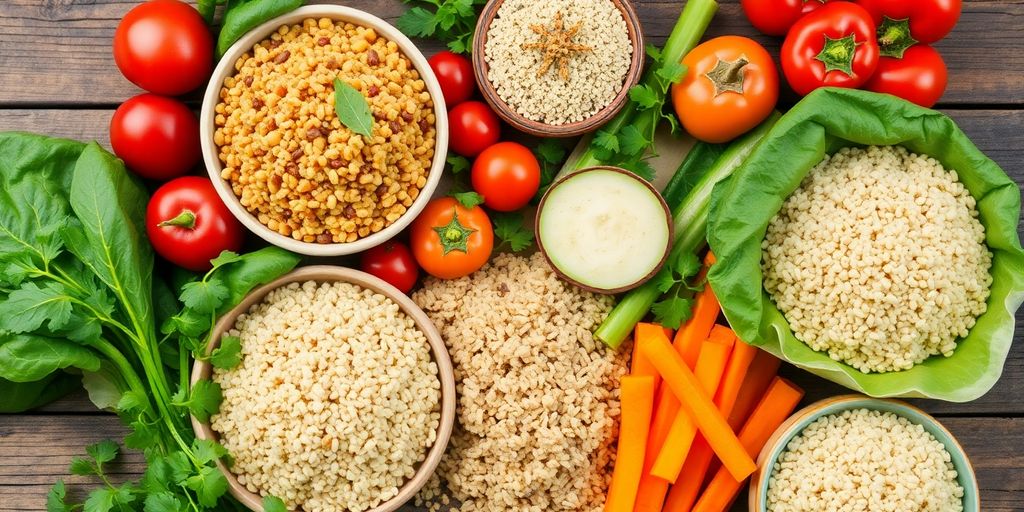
[707,88,1024,402]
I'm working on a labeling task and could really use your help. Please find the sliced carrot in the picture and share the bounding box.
[632,325,664,388]
[605,376,656,512]
[713,339,759,416]
[650,326,734,481]
[691,377,805,512]
[726,350,781,431]
[638,331,756,482]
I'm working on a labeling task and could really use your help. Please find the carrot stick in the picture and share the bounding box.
[691,377,804,512]
[632,279,719,512]
[713,339,759,416]
[650,326,734,481]
[632,325,663,388]
[726,350,781,431]
[605,376,656,512]
[638,332,755,482]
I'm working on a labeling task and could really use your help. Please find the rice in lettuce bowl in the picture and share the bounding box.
[707,87,1024,401]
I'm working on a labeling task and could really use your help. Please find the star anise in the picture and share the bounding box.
[520,12,592,81]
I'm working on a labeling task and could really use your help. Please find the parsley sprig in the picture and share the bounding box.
[397,0,488,53]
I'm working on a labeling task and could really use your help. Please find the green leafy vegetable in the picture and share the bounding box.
[533,139,568,200]
[396,0,487,53]
[492,212,534,252]
[707,88,1024,401]
[215,0,305,57]
[447,154,471,174]
[263,496,288,512]
[210,335,242,370]
[452,191,485,209]
[333,78,374,139]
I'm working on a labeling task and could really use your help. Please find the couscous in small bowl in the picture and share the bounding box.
[190,265,456,512]
[750,395,979,512]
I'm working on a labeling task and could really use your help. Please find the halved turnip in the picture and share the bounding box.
[535,166,673,294]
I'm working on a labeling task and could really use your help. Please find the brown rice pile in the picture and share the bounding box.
[412,252,628,511]
[211,281,441,512]
[762,145,992,373]
[215,18,437,244]
[483,0,633,125]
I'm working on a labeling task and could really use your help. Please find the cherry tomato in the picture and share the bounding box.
[857,0,961,48]
[864,44,948,107]
[410,197,494,279]
[471,142,541,212]
[671,36,779,143]
[360,241,420,294]
[781,2,880,96]
[146,177,244,272]
[113,0,213,95]
[428,51,476,108]
[110,93,201,181]
[448,101,501,157]
[741,0,833,36]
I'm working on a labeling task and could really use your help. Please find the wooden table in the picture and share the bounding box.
[0,1,1021,510]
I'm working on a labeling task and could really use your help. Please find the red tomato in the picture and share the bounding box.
[741,0,833,36]
[471,142,541,212]
[110,93,201,181]
[146,177,244,272]
[781,2,880,96]
[113,0,213,95]
[410,197,494,279]
[448,101,501,157]
[671,36,779,143]
[864,44,947,107]
[857,0,961,46]
[428,51,476,108]
[360,241,420,294]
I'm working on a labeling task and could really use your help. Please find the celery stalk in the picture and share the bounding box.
[595,112,782,348]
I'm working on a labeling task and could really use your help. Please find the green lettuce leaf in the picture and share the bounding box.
[707,88,1024,402]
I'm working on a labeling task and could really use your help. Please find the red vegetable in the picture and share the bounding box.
[113,0,213,96]
[857,0,961,53]
[740,0,832,36]
[110,93,201,181]
[781,1,880,96]
[360,241,420,294]
[864,44,947,107]
[448,101,501,157]
[428,51,476,108]
[410,197,494,279]
[146,177,244,272]
[471,142,541,212]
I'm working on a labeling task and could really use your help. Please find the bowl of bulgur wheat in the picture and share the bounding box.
[189,265,456,512]
[750,395,979,512]
[200,5,448,256]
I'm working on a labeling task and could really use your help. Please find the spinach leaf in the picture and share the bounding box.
[216,0,304,57]
[0,333,101,382]
[0,372,80,413]
[0,178,70,285]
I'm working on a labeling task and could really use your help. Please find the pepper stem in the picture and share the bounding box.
[158,209,197,229]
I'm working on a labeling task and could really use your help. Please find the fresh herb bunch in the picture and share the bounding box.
[396,0,487,53]
[0,133,300,510]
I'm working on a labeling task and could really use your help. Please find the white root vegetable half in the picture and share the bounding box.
[536,167,673,294]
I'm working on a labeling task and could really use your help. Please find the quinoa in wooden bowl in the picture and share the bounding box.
[201,5,448,256]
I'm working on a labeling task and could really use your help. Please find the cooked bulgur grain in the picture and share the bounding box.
[484,0,633,125]
[767,408,964,512]
[211,281,441,512]
[215,18,437,244]
[762,145,992,373]
[412,253,629,511]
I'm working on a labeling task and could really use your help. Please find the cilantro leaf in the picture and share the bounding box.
[593,129,620,155]
[263,496,288,512]
[451,191,485,209]
[116,390,148,413]
[143,492,182,512]
[653,268,678,294]
[179,277,229,315]
[492,212,534,252]
[175,379,223,423]
[651,295,694,330]
[124,419,161,451]
[674,251,702,281]
[534,139,567,165]
[618,125,650,158]
[185,465,229,507]
[656,61,688,91]
[645,44,663,62]
[83,488,115,512]
[396,6,437,37]
[70,456,97,477]
[208,250,242,270]
[46,480,71,512]
[87,440,119,466]
[447,154,471,174]
[622,158,657,182]
[628,84,660,109]
[210,335,242,370]
[193,439,229,466]
[163,452,194,485]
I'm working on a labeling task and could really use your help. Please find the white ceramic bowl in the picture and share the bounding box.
[200,5,448,256]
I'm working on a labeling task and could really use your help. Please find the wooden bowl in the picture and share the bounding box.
[471,0,644,137]
[190,265,457,512]
[749,395,980,512]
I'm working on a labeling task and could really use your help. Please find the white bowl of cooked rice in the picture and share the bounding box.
[201,5,448,256]
[750,395,979,512]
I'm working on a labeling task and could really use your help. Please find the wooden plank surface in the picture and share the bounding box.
[1,0,1022,510]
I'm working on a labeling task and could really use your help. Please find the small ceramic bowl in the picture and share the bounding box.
[750,395,979,512]
[190,265,456,512]
[471,0,644,137]
[200,5,449,256]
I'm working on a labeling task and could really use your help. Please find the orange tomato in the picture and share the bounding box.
[672,36,779,143]
[410,197,494,279]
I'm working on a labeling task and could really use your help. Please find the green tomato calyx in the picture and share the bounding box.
[816,33,859,75]
[433,210,476,255]
[876,16,917,58]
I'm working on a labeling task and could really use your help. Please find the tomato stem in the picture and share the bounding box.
[704,56,749,96]
[815,33,859,75]
[158,209,197,230]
